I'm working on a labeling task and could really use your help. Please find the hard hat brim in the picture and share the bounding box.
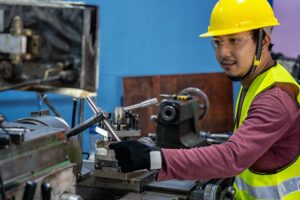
[199,23,280,38]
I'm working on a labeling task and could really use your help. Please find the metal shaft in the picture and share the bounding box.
[124,98,158,111]
[85,97,121,142]
[102,119,120,142]
[86,97,99,114]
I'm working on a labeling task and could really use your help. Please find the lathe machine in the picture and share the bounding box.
[0,1,234,199]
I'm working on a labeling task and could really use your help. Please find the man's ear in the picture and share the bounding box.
[262,33,271,52]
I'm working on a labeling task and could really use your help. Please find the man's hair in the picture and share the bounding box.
[252,28,273,51]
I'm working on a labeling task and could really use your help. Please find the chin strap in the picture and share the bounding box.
[239,29,264,82]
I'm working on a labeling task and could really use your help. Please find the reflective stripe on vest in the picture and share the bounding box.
[235,176,300,199]
[233,63,300,200]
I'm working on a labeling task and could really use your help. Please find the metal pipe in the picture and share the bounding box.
[85,97,121,142]
[66,114,103,138]
[102,119,121,142]
[71,98,78,128]
[86,97,99,114]
[124,98,158,111]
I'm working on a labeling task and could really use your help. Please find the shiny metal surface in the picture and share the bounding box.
[123,98,158,111]
[0,34,26,54]
[102,119,121,142]
[114,107,125,125]
[86,97,121,142]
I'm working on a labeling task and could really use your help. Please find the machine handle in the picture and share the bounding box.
[86,97,121,142]
[179,87,209,119]
[41,182,51,200]
[22,181,37,200]
[123,98,158,111]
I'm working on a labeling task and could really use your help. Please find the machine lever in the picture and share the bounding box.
[123,98,158,111]
[0,172,6,200]
[66,113,103,138]
[41,182,51,200]
[86,97,121,142]
[22,180,37,200]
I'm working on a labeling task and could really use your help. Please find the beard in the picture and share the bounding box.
[226,75,242,82]
[224,65,256,82]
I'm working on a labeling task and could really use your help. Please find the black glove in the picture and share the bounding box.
[109,140,164,173]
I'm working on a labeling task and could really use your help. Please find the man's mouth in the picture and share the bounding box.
[220,60,237,69]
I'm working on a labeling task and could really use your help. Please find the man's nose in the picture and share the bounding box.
[218,44,232,57]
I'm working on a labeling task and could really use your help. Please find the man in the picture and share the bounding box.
[109,0,300,199]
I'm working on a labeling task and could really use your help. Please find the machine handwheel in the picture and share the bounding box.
[179,87,209,120]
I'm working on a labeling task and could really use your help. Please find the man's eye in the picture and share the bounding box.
[213,40,221,46]
[229,38,242,44]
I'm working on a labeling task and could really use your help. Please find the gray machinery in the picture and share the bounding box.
[0,116,81,200]
[271,52,300,84]
[78,88,235,200]
[0,0,234,199]
[156,87,209,148]
[0,0,98,199]
[0,0,98,97]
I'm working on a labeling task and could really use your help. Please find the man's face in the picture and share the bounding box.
[212,31,256,81]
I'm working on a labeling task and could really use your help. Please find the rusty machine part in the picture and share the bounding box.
[0,119,79,200]
[16,115,83,175]
[0,1,99,199]
[0,0,99,98]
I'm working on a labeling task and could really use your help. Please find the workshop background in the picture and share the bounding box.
[0,0,298,152]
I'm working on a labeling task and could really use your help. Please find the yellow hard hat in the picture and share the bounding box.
[200,0,280,37]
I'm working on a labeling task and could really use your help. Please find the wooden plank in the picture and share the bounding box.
[123,73,233,136]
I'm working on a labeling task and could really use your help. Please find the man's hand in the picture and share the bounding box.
[109,140,163,173]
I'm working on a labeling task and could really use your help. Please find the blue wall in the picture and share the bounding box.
[0,0,222,119]
[94,0,221,111]
[1,0,237,151]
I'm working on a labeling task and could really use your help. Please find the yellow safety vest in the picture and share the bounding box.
[233,63,300,200]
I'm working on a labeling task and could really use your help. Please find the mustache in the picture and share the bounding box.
[219,57,236,63]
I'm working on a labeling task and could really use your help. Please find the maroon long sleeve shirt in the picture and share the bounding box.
[157,87,300,180]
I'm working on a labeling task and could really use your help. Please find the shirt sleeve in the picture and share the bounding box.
[157,87,296,181]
